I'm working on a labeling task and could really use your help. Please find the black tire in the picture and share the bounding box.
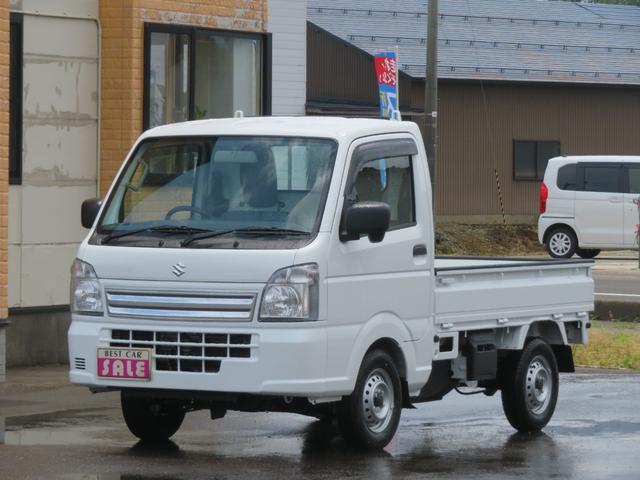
[121,392,185,442]
[500,339,559,432]
[576,248,600,259]
[545,227,577,258]
[337,350,402,450]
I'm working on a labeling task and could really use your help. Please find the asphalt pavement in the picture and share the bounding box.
[1,366,639,479]
[593,258,640,302]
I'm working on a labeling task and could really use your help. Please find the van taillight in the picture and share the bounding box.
[539,182,548,214]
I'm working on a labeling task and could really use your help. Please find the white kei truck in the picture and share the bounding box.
[69,117,593,449]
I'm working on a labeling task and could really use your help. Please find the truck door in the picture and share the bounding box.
[327,136,434,345]
[623,163,640,248]
[574,163,624,246]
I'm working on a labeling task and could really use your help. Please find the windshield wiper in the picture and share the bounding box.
[180,227,311,247]
[101,225,213,244]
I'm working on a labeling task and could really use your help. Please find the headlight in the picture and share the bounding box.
[259,263,319,322]
[70,259,104,315]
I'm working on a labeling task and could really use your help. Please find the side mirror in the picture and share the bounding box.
[342,201,391,243]
[81,197,103,229]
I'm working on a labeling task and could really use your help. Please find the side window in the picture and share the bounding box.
[628,165,640,194]
[583,165,621,193]
[557,164,577,191]
[351,155,415,229]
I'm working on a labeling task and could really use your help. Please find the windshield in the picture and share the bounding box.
[96,136,338,248]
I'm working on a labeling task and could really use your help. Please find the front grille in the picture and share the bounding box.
[109,329,255,374]
[106,291,257,322]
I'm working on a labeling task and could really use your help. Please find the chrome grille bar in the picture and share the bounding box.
[106,291,256,321]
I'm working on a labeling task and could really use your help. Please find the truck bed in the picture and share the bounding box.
[434,257,594,332]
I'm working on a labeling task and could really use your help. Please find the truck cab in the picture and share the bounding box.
[70,117,593,449]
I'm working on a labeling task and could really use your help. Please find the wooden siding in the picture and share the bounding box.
[436,82,640,216]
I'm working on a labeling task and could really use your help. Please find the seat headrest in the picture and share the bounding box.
[241,144,278,208]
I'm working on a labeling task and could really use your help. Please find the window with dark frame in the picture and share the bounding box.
[9,14,23,185]
[513,140,561,181]
[143,24,270,130]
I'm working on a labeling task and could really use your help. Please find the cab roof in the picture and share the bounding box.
[140,116,421,143]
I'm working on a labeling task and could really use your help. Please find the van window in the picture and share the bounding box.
[629,165,640,194]
[583,165,620,193]
[556,164,577,191]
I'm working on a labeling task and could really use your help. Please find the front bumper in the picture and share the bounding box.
[68,317,338,397]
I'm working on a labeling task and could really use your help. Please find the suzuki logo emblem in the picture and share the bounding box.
[171,262,186,277]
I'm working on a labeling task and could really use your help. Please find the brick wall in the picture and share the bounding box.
[0,0,8,381]
[99,0,268,194]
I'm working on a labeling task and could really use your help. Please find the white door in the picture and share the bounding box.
[574,163,624,246]
[623,163,640,248]
[325,135,435,377]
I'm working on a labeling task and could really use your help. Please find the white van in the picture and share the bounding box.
[539,156,640,258]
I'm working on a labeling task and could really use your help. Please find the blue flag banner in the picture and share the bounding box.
[374,51,399,119]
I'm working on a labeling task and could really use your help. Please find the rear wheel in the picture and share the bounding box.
[121,393,185,442]
[500,339,559,432]
[545,227,577,258]
[577,248,600,259]
[337,350,402,450]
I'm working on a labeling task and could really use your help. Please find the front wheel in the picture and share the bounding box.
[121,393,185,442]
[337,350,402,450]
[500,339,559,432]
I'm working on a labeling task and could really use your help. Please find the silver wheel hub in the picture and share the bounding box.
[549,232,572,256]
[362,368,394,433]
[526,355,552,415]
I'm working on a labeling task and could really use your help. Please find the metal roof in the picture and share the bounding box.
[308,0,640,85]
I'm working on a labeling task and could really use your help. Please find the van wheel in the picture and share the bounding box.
[121,392,185,442]
[545,227,577,258]
[577,248,600,259]
[337,350,402,450]
[500,339,559,432]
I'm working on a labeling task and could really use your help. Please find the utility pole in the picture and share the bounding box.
[425,0,438,193]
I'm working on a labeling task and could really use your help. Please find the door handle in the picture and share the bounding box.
[608,196,623,204]
[413,244,428,256]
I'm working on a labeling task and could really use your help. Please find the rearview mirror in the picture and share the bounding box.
[81,197,103,229]
[342,201,391,243]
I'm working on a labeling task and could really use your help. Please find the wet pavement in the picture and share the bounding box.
[1,366,639,479]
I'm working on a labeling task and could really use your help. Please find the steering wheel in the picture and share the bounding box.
[164,205,212,220]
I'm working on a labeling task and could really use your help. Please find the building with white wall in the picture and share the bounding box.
[1,0,309,372]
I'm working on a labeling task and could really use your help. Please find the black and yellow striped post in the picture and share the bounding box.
[494,169,507,226]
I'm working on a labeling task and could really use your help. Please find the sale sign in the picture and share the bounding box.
[374,50,400,118]
[97,348,151,380]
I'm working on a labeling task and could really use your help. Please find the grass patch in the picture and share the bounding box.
[573,320,640,371]
[436,224,546,257]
